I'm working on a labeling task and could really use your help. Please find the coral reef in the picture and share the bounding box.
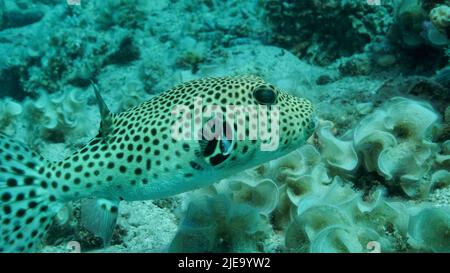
[0,0,150,97]
[0,0,448,254]
[353,97,441,198]
[94,0,148,30]
[264,0,394,65]
[21,27,141,93]
[285,184,403,253]
[382,0,449,71]
[286,180,450,252]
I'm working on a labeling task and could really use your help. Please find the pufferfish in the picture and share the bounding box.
[0,75,315,252]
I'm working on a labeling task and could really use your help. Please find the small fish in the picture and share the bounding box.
[0,75,315,252]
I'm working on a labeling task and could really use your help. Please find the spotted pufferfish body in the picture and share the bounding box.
[0,75,315,252]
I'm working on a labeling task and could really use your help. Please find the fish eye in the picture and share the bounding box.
[253,86,277,105]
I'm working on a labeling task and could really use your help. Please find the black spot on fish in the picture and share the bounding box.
[209,153,230,166]
[189,161,203,171]
[202,139,217,157]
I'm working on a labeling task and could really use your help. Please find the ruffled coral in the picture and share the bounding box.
[285,180,400,253]
[267,145,331,229]
[316,121,358,172]
[391,0,427,48]
[353,97,440,197]
[169,195,270,253]
[22,89,94,144]
[0,97,22,135]
[408,207,450,252]
[226,173,279,215]
[430,5,450,30]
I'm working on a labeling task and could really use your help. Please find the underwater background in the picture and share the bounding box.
[0,0,449,253]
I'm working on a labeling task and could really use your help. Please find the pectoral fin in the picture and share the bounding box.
[81,198,120,246]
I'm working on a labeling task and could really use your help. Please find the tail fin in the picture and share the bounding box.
[0,134,62,252]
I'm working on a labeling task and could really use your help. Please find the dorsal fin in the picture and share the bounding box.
[91,81,113,139]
